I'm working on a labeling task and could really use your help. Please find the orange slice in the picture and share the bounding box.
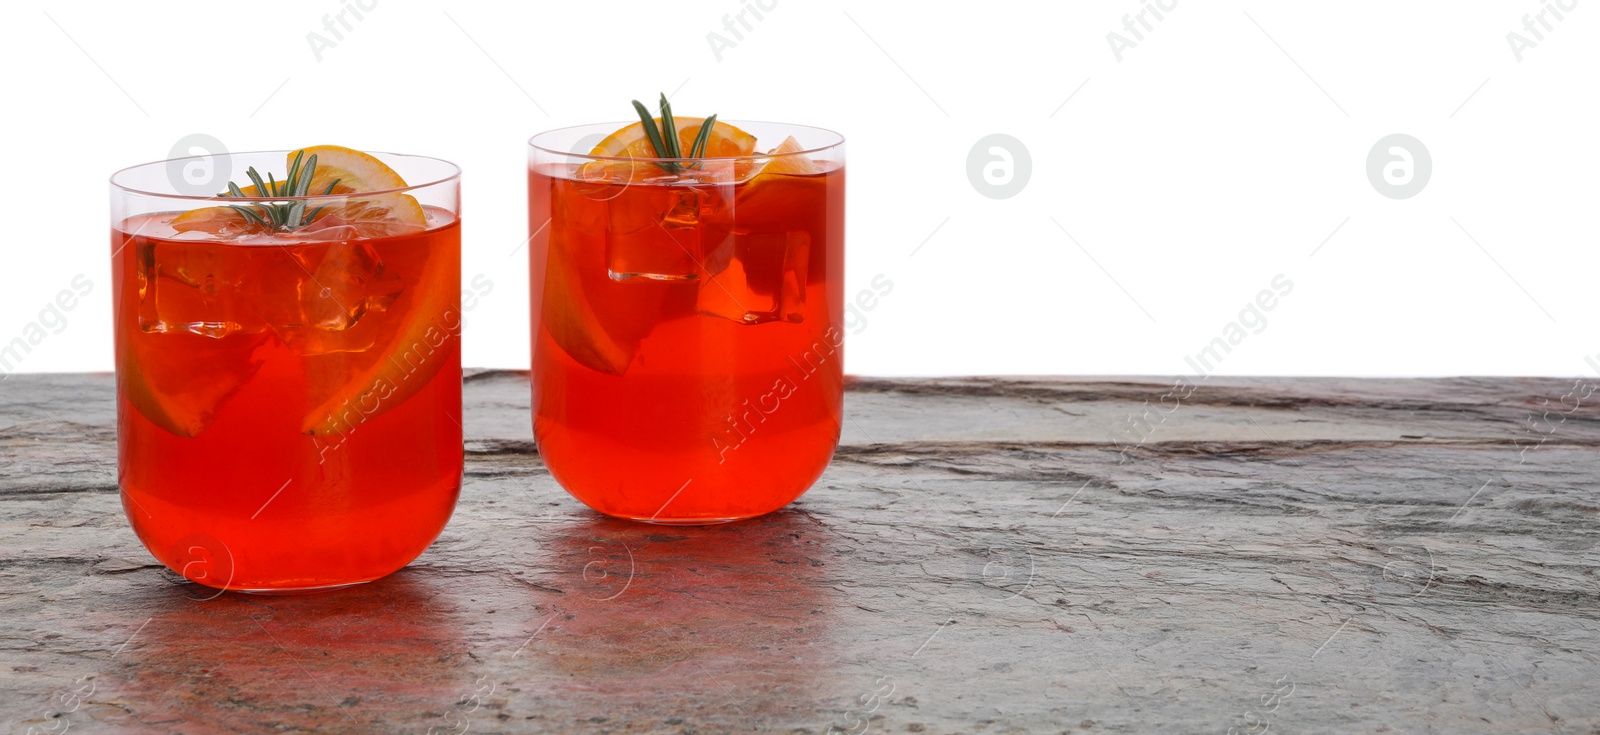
[222,149,380,198]
[170,206,267,236]
[170,196,424,239]
[299,232,459,436]
[296,195,428,240]
[171,146,424,238]
[290,146,427,237]
[539,233,631,375]
[757,136,817,176]
[289,145,409,192]
[578,118,760,183]
[591,117,758,160]
[119,330,269,437]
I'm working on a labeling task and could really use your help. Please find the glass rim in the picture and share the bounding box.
[109,149,462,203]
[527,120,844,163]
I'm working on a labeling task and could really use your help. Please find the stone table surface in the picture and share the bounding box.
[2,371,1599,734]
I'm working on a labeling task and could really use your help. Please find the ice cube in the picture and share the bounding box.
[607,187,700,281]
[604,165,738,282]
[302,241,401,331]
[697,228,810,324]
[137,240,259,339]
[223,237,405,356]
[278,241,405,355]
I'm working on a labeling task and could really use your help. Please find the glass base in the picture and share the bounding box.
[606,513,752,526]
[231,580,371,595]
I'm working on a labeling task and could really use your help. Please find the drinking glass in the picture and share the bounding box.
[528,122,845,523]
[110,150,462,591]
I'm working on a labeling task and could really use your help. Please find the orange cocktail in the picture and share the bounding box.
[110,146,462,591]
[529,102,845,523]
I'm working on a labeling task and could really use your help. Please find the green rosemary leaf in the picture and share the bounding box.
[690,113,717,162]
[626,94,723,172]
[296,155,318,197]
[229,205,266,227]
[245,167,269,198]
[286,151,305,195]
[631,99,673,168]
[217,150,344,231]
[658,94,680,159]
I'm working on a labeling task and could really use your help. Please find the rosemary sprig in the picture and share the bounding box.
[630,93,719,173]
[218,151,342,231]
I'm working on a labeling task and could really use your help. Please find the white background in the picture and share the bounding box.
[3,0,1596,377]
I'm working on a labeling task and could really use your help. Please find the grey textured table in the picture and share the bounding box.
[3,372,1598,734]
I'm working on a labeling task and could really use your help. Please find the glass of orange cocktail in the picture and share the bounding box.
[528,96,846,524]
[110,146,462,591]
